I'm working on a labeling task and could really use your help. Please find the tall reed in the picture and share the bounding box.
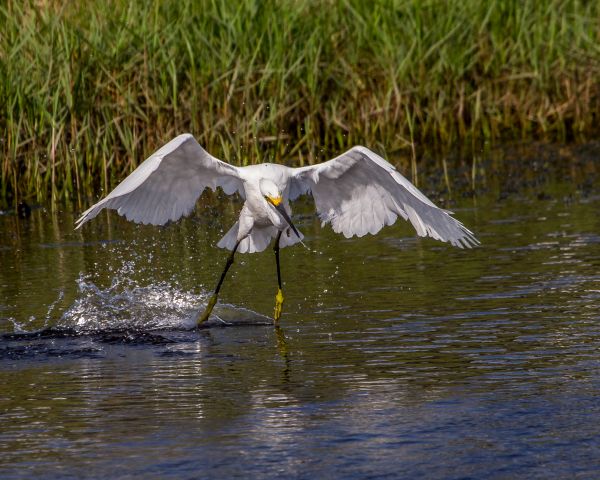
[1,0,599,206]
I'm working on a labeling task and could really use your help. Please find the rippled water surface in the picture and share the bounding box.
[1,185,600,478]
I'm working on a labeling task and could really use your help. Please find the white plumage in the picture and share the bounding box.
[76,133,479,251]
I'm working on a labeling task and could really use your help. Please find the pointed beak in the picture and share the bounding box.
[267,197,301,239]
[275,203,301,239]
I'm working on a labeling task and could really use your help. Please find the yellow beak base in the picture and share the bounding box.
[266,195,282,206]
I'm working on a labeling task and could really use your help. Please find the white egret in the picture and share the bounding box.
[76,133,479,325]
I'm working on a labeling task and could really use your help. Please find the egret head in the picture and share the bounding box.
[260,179,300,239]
[259,179,282,206]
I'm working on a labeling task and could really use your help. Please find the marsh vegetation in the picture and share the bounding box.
[2,0,599,206]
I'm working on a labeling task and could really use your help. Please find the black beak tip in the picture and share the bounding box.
[274,203,301,239]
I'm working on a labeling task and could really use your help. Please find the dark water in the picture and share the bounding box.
[1,186,600,478]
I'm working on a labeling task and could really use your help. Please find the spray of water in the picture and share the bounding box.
[58,273,202,332]
[8,260,270,335]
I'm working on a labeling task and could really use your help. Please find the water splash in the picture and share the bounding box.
[53,262,271,333]
[5,264,271,337]
[58,273,202,332]
[7,290,64,334]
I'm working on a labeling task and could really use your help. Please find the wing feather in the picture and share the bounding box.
[292,146,479,248]
[76,134,243,228]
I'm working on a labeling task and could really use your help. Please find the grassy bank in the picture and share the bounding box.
[2,0,599,207]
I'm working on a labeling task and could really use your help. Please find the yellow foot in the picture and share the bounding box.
[197,294,218,326]
[273,288,284,324]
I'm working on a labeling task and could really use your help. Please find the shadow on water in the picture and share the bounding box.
[1,159,600,478]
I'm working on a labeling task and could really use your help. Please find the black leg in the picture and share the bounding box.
[273,231,284,323]
[197,240,241,326]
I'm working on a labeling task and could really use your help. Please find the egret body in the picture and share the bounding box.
[76,134,479,324]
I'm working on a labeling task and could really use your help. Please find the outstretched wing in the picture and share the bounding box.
[291,146,479,248]
[76,134,243,228]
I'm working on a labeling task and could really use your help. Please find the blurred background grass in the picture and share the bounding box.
[1,0,599,207]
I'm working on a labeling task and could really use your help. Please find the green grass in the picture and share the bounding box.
[2,0,599,207]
